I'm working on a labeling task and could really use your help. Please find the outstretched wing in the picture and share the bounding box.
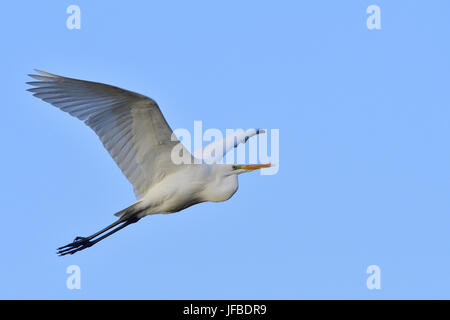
[193,128,265,164]
[27,69,187,199]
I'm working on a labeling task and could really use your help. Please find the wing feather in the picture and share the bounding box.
[194,128,265,163]
[27,69,188,199]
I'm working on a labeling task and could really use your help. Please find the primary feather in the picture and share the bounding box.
[27,70,189,199]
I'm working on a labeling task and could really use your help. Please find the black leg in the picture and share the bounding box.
[57,216,140,256]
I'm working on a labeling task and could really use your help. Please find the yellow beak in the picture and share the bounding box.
[233,164,273,171]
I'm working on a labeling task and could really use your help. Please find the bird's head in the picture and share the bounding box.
[205,163,274,202]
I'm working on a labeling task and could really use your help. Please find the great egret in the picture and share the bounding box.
[27,70,271,256]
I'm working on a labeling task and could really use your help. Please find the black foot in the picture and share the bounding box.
[57,236,94,256]
[56,216,141,256]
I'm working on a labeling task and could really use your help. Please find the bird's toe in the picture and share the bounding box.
[73,236,88,242]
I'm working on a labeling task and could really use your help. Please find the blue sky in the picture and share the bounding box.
[1,0,449,299]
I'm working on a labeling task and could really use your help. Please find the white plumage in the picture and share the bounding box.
[27,70,271,255]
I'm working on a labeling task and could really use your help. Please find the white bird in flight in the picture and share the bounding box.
[27,70,272,256]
